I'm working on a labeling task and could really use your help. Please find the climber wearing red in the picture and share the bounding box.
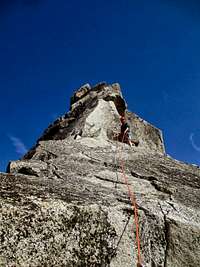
[119,116,133,147]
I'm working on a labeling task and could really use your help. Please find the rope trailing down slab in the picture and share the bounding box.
[116,132,142,266]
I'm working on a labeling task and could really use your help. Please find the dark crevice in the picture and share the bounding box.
[116,197,131,205]
[131,171,157,182]
[151,181,172,195]
[115,213,131,251]
[163,215,170,267]
[159,203,170,267]
[94,175,129,185]
[17,167,39,177]
[52,170,62,179]
[166,202,178,212]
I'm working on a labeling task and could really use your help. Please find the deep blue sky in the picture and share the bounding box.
[1,0,200,171]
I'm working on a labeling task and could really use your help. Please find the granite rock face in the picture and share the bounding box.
[2,82,200,267]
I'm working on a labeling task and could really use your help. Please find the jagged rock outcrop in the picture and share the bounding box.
[1,82,200,267]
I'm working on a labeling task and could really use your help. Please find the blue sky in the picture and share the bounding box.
[1,0,200,171]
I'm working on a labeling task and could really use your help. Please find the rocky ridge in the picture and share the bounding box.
[1,82,200,267]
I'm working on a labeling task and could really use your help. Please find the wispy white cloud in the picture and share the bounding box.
[189,133,200,152]
[8,135,28,156]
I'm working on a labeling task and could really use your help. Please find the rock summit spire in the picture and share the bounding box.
[2,82,200,267]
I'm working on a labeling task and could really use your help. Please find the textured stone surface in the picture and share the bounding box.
[1,82,200,266]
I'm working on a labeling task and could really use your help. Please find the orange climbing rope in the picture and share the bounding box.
[117,132,142,266]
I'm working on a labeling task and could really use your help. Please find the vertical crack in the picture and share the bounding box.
[163,214,170,267]
[159,203,170,267]
[115,213,131,250]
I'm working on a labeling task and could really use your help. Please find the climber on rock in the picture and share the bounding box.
[119,116,133,147]
[117,115,139,147]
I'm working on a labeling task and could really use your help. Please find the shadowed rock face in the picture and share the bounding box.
[2,82,200,266]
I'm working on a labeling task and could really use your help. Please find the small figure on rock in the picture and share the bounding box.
[118,115,139,147]
[119,116,133,147]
